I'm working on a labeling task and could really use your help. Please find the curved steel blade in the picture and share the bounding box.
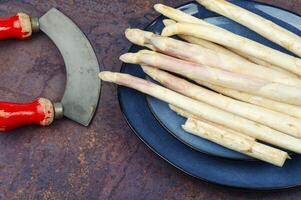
[39,8,101,126]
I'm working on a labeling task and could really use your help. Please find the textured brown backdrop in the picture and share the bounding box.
[0,0,301,199]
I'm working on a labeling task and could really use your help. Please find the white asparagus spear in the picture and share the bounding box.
[169,104,256,141]
[162,18,298,78]
[143,66,301,138]
[156,3,239,58]
[125,28,156,51]
[99,71,301,153]
[144,32,301,86]
[161,23,301,76]
[163,19,227,52]
[183,118,289,167]
[188,36,297,77]
[125,28,300,84]
[154,4,208,25]
[202,82,301,120]
[179,35,243,59]
[125,28,246,73]
[230,48,299,78]
[125,28,156,50]
[162,19,242,58]
[176,35,298,78]
[125,29,301,83]
[155,3,301,76]
[197,0,301,57]
[121,50,301,105]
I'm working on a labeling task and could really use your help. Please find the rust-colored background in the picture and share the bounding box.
[1,0,301,199]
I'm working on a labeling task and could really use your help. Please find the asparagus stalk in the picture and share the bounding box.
[161,22,301,76]
[99,71,301,154]
[125,29,300,85]
[230,49,298,78]
[202,82,301,120]
[197,0,301,57]
[169,104,256,141]
[155,3,301,76]
[154,4,208,25]
[162,19,244,60]
[143,66,301,138]
[178,35,244,60]
[159,7,298,78]
[183,118,289,167]
[145,32,301,86]
[121,50,301,105]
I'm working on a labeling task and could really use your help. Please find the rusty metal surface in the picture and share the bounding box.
[1,0,301,199]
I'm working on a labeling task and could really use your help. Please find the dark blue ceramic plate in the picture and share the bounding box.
[146,2,300,160]
[118,0,301,189]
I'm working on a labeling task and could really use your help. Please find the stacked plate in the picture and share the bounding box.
[118,0,301,189]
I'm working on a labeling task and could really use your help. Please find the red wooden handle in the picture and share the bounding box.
[0,13,35,40]
[0,98,55,131]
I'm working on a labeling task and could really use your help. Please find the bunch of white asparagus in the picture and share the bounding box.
[99,1,301,167]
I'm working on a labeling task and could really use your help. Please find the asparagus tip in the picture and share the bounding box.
[154,3,164,11]
[161,25,175,37]
[150,36,167,50]
[125,28,155,48]
[124,28,133,37]
[119,53,139,64]
[98,71,116,82]
[125,29,143,44]
[162,19,176,26]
